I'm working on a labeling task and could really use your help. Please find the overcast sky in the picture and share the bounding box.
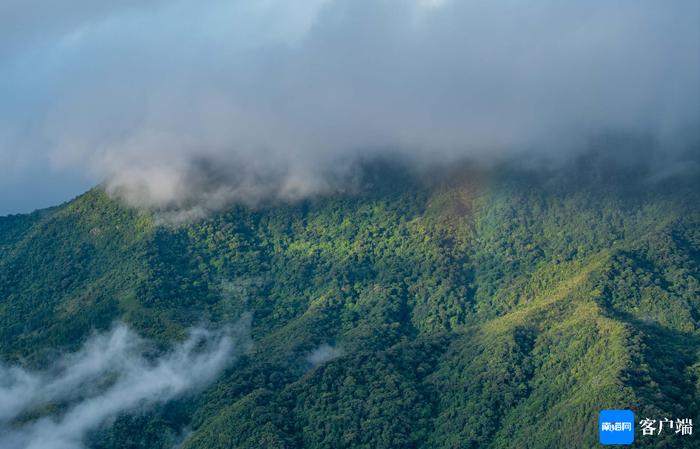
[1,0,698,215]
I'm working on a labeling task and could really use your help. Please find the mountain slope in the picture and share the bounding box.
[0,160,698,448]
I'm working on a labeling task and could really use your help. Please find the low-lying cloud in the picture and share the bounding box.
[307,343,343,367]
[1,0,698,214]
[0,318,250,449]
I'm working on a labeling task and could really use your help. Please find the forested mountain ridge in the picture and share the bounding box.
[1,158,699,449]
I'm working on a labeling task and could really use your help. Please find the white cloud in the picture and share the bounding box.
[0,0,698,215]
[0,317,251,449]
[307,343,343,366]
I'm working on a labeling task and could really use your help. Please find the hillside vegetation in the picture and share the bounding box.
[1,156,699,448]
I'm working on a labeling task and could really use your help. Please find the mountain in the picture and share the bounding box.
[1,156,699,449]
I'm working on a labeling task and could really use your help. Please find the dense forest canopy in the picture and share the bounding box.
[0,154,699,448]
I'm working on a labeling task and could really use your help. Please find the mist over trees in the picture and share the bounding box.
[0,160,698,448]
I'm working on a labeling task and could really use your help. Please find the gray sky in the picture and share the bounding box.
[1,0,698,215]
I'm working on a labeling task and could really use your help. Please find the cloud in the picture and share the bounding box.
[0,317,251,449]
[0,0,698,214]
[307,343,343,366]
